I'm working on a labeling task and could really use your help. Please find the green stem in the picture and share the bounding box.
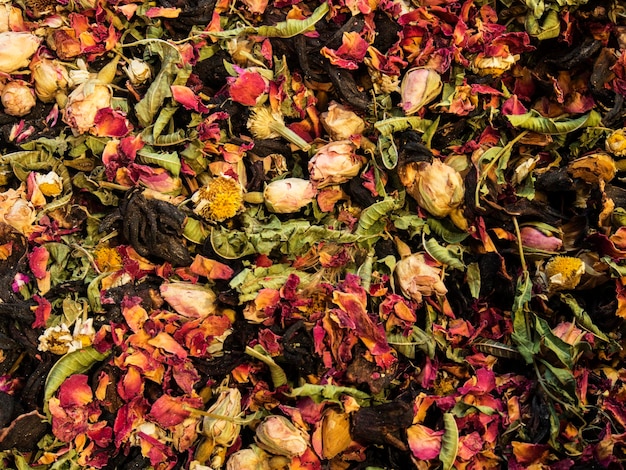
[245,346,288,388]
[268,121,311,151]
[475,130,529,209]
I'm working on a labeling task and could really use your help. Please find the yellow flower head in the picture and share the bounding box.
[606,128,626,158]
[93,246,123,272]
[192,175,244,222]
[544,256,585,291]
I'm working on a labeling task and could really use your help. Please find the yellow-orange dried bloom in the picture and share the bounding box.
[192,176,244,222]
[544,256,584,291]
[93,246,123,272]
[606,128,626,157]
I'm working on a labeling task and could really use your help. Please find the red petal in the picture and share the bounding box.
[93,108,132,137]
[170,85,208,113]
[228,70,268,106]
[407,424,443,460]
[58,374,93,407]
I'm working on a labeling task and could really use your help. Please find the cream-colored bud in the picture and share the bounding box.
[308,140,364,188]
[263,178,316,213]
[400,67,442,115]
[226,446,271,470]
[201,388,242,446]
[1,80,36,117]
[31,57,71,104]
[255,415,309,457]
[321,101,365,140]
[400,159,464,218]
[124,59,151,86]
[63,79,112,135]
[395,252,447,303]
[0,32,40,73]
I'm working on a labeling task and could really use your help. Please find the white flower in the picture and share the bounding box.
[38,324,74,355]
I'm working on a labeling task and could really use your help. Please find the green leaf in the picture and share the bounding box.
[559,293,610,342]
[285,383,370,406]
[387,325,436,359]
[44,346,110,417]
[378,135,399,170]
[153,105,178,139]
[183,217,209,244]
[137,147,181,176]
[426,217,469,243]
[539,359,578,405]
[374,116,434,136]
[255,2,329,37]
[355,197,401,238]
[135,49,178,128]
[525,9,560,40]
[467,262,481,299]
[506,110,601,135]
[439,413,459,470]
[424,238,464,270]
[535,315,574,369]
[209,2,329,39]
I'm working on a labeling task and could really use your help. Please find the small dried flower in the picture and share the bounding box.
[567,152,616,183]
[544,256,585,292]
[0,32,41,74]
[308,141,364,188]
[71,318,95,350]
[321,101,366,140]
[247,106,310,151]
[93,246,123,272]
[473,53,519,76]
[201,388,242,445]
[124,59,152,86]
[400,67,442,115]
[35,171,63,197]
[1,189,37,234]
[226,445,271,470]
[31,57,71,104]
[192,176,244,222]
[519,226,563,252]
[0,4,22,33]
[400,159,464,218]
[38,324,74,355]
[255,415,309,457]
[606,128,626,157]
[263,178,316,213]
[63,79,113,135]
[319,409,353,459]
[395,252,447,303]
[1,80,36,117]
[196,388,242,467]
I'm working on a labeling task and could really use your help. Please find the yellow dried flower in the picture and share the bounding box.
[93,246,123,272]
[247,106,310,151]
[606,128,626,157]
[544,256,585,291]
[192,176,244,222]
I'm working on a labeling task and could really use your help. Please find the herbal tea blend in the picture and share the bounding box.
[0,0,626,468]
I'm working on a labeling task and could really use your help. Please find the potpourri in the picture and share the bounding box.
[1,0,626,468]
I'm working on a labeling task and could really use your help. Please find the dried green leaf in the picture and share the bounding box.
[560,293,610,342]
[423,238,464,270]
[439,413,458,470]
[43,346,110,417]
[506,110,601,135]
[137,147,181,176]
